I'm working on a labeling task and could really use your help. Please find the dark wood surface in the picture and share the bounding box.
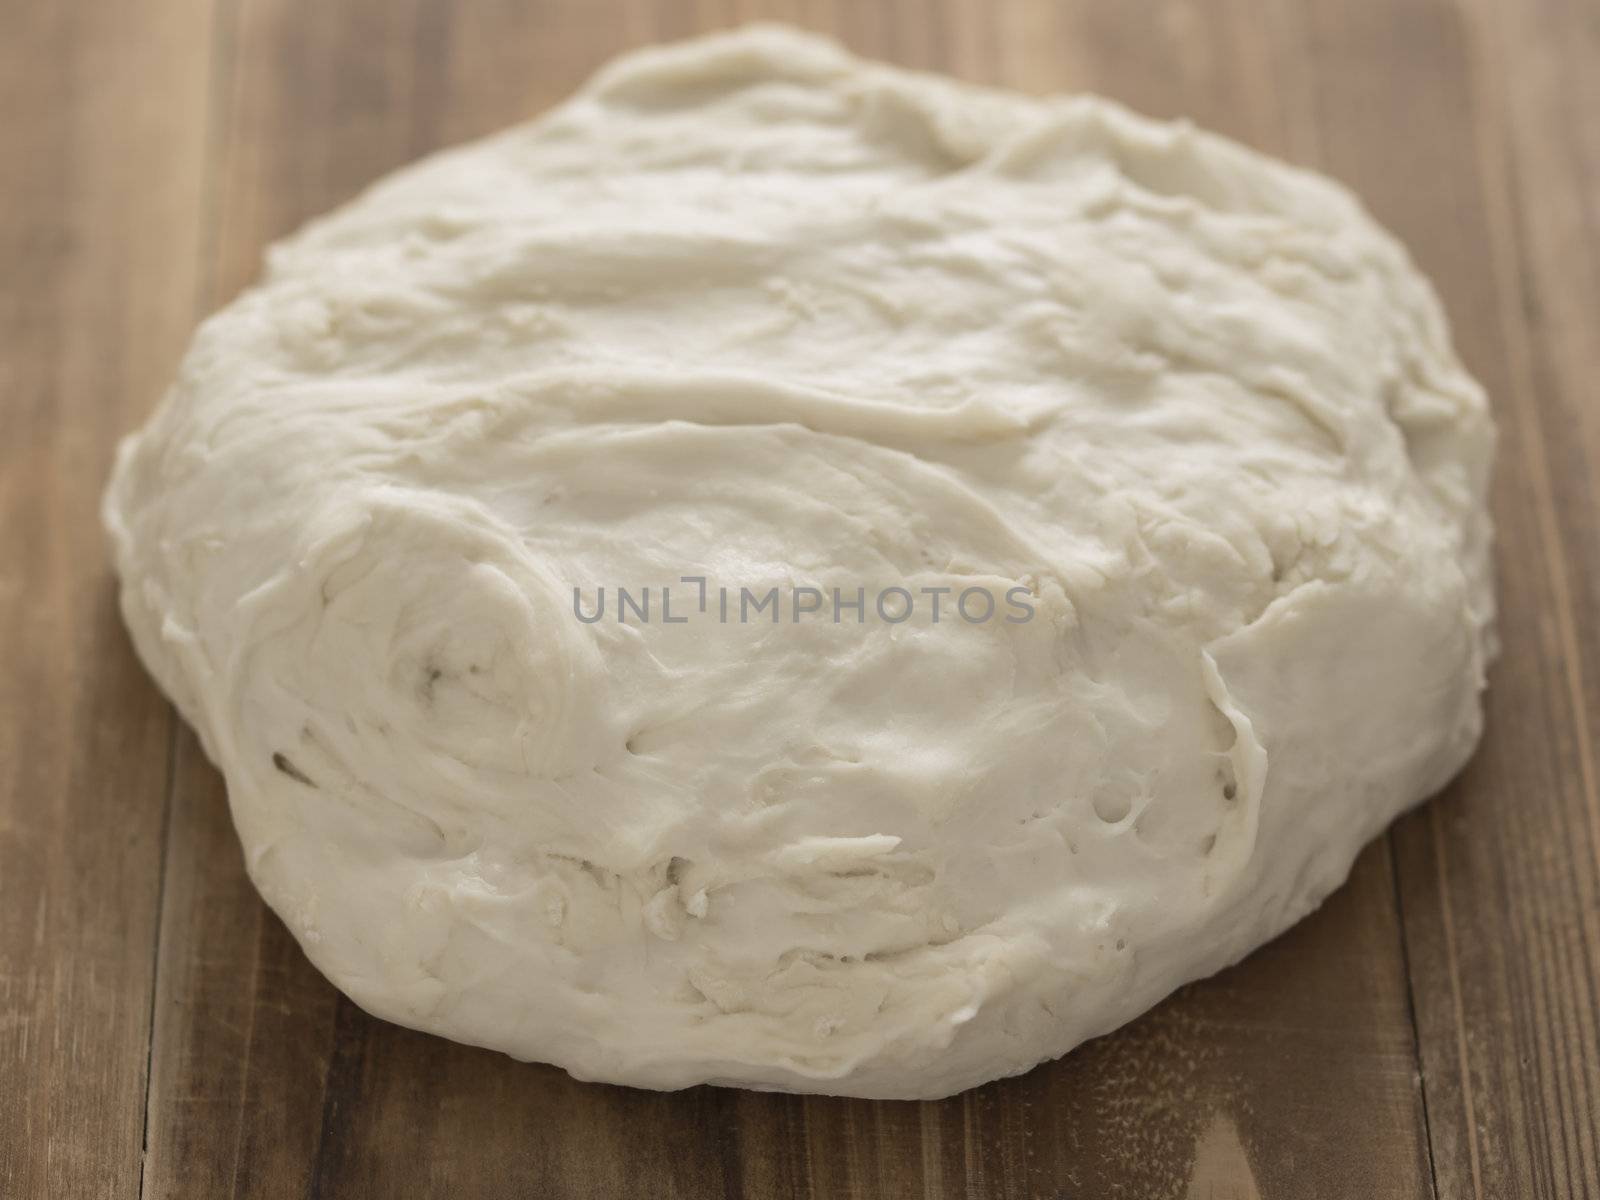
[2,1,1596,1196]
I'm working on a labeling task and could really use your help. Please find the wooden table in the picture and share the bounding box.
[4,1,1597,1196]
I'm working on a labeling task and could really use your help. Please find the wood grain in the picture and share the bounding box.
[3,1,1596,1197]
[1381,0,1600,1194]
[0,2,215,1196]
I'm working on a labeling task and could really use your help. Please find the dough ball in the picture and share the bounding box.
[104,26,1495,1099]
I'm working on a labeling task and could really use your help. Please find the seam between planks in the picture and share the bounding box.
[135,0,240,1195]
[1389,831,1442,1200]
[1428,800,1486,1200]
[135,713,179,1200]
[136,715,179,1200]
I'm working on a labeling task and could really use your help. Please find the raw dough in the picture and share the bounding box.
[103,26,1495,1099]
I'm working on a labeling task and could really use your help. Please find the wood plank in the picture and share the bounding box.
[0,1,216,1196]
[1378,0,1600,1194]
[138,2,1441,1197]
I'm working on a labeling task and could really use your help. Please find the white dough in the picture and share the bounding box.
[103,26,1495,1099]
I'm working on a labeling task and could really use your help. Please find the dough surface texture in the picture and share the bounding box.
[104,26,1496,1099]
